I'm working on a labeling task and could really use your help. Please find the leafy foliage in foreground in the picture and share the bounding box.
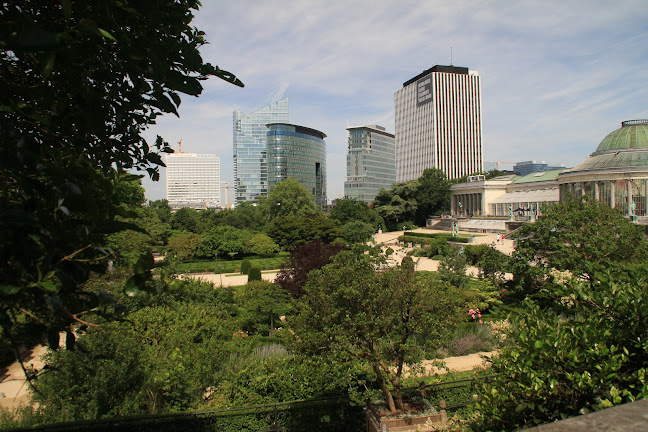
[473,198,648,431]
[474,273,648,431]
[512,197,648,297]
[0,0,242,351]
[3,277,356,428]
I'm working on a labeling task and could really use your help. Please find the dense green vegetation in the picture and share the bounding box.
[470,198,648,431]
[173,254,289,274]
[0,276,358,429]
[0,0,243,355]
[4,1,647,430]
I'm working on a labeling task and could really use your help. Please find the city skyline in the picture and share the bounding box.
[141,0,648,203]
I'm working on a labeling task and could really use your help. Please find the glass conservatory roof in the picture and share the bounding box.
[562,120,648,175]
[594,120,648,153]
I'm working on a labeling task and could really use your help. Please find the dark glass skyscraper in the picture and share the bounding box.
[266,123,327,208]
[233,98,289,205]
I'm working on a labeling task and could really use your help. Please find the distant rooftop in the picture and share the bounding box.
[489,174,520,182]
[403,65,470,87]
[513,169,566,184]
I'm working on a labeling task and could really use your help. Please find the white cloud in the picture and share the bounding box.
[140,0,648,202]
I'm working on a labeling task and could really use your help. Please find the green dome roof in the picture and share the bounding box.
[594,120,648,153]
[561,120,648,175]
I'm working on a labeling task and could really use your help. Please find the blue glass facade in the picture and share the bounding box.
[233,98,289,204]
[266,123,327,209]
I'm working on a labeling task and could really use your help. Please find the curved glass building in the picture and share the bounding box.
[233,98,289,205]
[266,123,327,208]
[558,119,648,220]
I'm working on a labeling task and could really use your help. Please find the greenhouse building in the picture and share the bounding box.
[558,119,648,222]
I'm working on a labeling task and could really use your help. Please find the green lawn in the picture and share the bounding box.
[176,253,289,274]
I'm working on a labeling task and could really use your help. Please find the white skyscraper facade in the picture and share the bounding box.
[394,65,483,182]
[233,98,289,205]
[165,153,220,209]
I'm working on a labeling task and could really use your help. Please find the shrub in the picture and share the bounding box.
[247,267,262,282]
[446,323,496,356]
[463,244,492,266]
[240,259,252,275]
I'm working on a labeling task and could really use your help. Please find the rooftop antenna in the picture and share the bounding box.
[450,46,453,66]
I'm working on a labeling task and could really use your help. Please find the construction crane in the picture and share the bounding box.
[221,183,233,209]
[492,161,514,170]
[176,138,187,153]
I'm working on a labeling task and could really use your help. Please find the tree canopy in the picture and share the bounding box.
[329,197,383,229]
[513,197,648,295]
[373,180,419,230]
[0,0,242,348]
[415,168,451,224]
[265,178,320,220]
[290,248,462,413]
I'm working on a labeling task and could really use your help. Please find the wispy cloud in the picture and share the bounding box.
[141,0,648,201]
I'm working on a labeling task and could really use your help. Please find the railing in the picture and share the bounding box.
[401,375,498,411]
[6,397,364,432]
[8,377,498,432]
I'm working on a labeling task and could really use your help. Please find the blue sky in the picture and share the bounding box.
[141,0,648,203]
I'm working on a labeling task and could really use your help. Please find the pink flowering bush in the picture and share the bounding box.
[468,308,483,324]
[232,330,249,340]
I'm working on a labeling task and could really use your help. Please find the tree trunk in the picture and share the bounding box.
[374,365,397,413]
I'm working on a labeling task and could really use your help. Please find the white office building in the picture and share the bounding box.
[394,65,483,182]
[165,153,220,209]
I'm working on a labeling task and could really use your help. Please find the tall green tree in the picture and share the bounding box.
[215,202,268,231]
[415,168,450,224]
[235,281,291,335]
[372,180,419,230]
[167,233,202,261]
[0,0,242,349]
[329,197,383,229]
[340,220,375,244]
[265,178,320,220]
[290,248,462,413]
[170,207,201,233]
[242,233,279,257]
[265,215,341,250]
[196,226,245,259]
[149,199,173,224]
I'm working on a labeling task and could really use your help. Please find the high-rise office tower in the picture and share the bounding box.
[266,123,327,209]
[394,65,483,182]
[165,152,220,209]
[344,125,396,203]
[233,98,289,205]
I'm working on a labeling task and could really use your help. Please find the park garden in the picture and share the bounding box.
[3,2,648,430]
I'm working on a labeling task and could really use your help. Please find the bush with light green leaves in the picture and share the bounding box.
[472,271,648,431]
